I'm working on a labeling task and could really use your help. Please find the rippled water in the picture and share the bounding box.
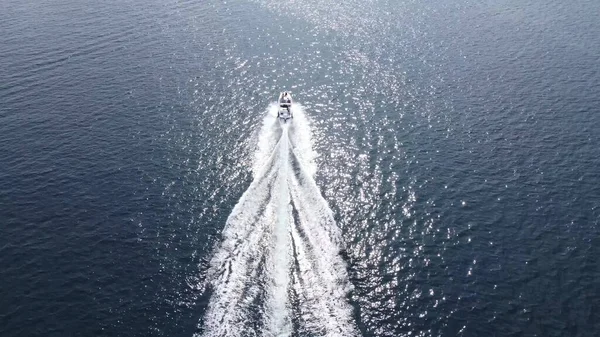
[1,0,600,336]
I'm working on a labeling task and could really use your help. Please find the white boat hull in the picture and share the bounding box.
[278,92,293,123]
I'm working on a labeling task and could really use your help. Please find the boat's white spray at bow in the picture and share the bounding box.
[198,104,358,337]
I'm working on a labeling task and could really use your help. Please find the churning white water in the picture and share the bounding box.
[198,104,358,337]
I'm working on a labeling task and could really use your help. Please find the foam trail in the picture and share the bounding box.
[263,125,292,337]
[198,104,358,337]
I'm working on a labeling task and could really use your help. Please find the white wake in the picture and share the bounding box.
[198,104,358,337]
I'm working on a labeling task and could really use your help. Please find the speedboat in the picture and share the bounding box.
[277,92,293,123]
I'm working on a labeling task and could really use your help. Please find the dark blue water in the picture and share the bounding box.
[2,0,600,336]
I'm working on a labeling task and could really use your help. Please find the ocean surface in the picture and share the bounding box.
[1,0,600,336]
